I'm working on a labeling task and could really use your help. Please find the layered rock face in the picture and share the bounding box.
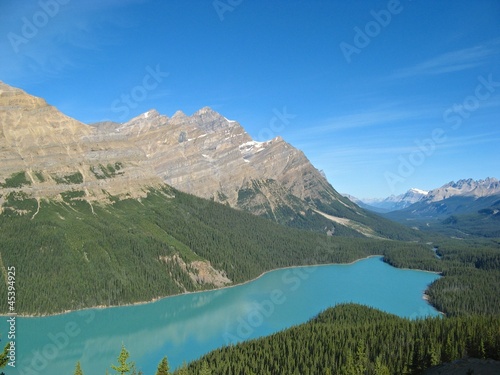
[0,82,162,200]
[114,107,343,217]
[0,82,91,172]
[1,82,353,222]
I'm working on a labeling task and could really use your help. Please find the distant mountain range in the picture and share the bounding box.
[379,178,500,237]
[345,178,500,237]
[346,188,429,213]
[349,178,499,214]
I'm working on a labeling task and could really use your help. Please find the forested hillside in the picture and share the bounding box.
[180,304,500,375]
[1,185,499,318]
[383,237,500,316]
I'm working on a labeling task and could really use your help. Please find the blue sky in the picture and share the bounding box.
[1,0,499,198]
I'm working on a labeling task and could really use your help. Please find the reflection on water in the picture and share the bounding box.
[2,256,440,374]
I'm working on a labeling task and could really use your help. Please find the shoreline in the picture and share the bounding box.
[2,254,440,318]
[386,264,442,275]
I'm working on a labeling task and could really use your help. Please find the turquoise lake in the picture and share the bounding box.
[1,256,441,374]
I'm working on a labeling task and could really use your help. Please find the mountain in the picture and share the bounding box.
[425,177,500,202]
[386,178,500,218]
[0,82,429,315]
[0,82,163,203]
[351,188,428,213]
[0,82,416,239]
[383,178,500,237]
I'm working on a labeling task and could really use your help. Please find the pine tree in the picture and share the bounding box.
[342,350,356,375]
[428,342,440,367]
[111,345,134,375]
[374,356,390,375]
[156,356,170,375]
[0,343,10,369]
[74,361,84,375]
[176,362,189,375]
[479,339,486,359]
[355,341,367,374]
[199,361,211,375]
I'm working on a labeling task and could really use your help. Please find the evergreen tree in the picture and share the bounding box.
[156,356,170,375]
[111,345,134,375]
[374,356,390,375]
[0,342,9,369]
[74,361,84,375]
[175,362,189,375]
[342,350,356,375]
[428,342,440,367]
[199,361,211,375]
[355,340,368,374]
[479,339,486,359]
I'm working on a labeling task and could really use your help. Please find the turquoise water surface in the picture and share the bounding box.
[1,256,441,374]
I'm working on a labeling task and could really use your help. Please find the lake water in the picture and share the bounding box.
[1,256,441,374]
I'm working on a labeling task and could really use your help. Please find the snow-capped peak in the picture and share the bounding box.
[409,188,428,195]
[239,140,266,149]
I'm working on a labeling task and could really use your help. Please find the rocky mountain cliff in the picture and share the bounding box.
[106,106,351,223]
[0,82,162,205]
[0,82,413,238]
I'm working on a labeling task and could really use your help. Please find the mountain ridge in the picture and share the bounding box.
[0,82,416,239]
[346,188,429,213]
[426,177,500,202]
[381,177,500,237]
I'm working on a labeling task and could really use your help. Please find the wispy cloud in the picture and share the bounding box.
[318,110,417,131]
[289,106,436,139]
[290,125,500,175]
[391,39,500,79]
[0,0,146,83]
[437,131,500,151]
